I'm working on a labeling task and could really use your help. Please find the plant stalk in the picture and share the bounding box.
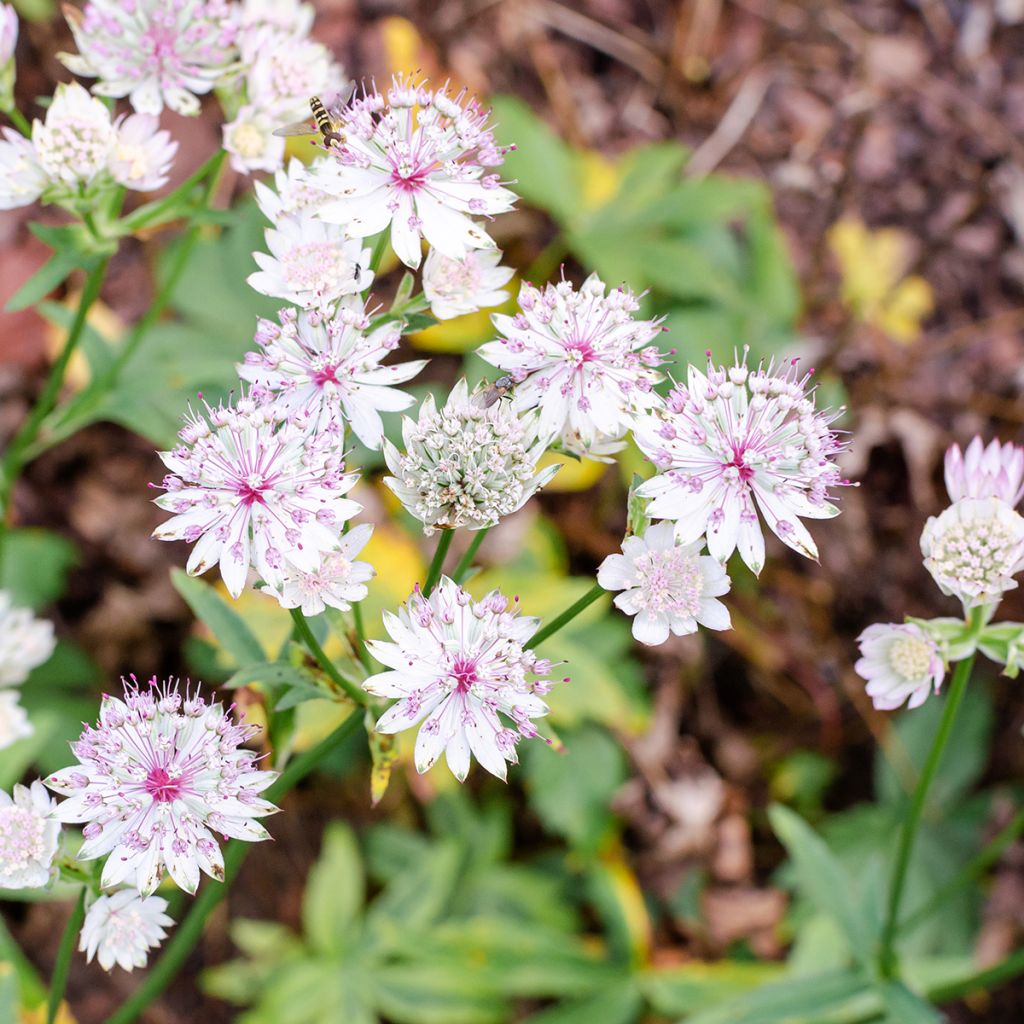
[452,529,488,584]
[422,529,454,598]
[289,608,369,706]
[47,887,86,1024]
[528,582,605,648]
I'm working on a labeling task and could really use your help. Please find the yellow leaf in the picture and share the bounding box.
[538,451,608,492]
[292,698,354,753]
[878,275,934,344]
[577,149,620,210]
[367,708,399,806]
[379,16,429,79]
[45,295,123,391]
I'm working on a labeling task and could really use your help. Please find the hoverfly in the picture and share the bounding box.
[273,85,355,148]
[473,375,516,409]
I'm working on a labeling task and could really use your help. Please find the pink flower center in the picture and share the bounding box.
[564,339,596,367]
[449,656,478,693]
[237,475,268,506]
[391,167,429,192]
[313,364,340,386]
[725,449,754,482]
[145,767,182,803]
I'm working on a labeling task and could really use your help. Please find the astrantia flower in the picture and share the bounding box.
[274,522,375,615]
[478,274,667,460]
[109,113,177,191]
[0,3,16,65]
[423,248,514,320]
[0,128,45,209]
[242,29,344,123]
[248,214,373,310]
[633,353,850,575]
[383,379,559,534]
[0,781,60,889]
[60,0,238,116]
[254,156,336,223]
[80,890,173,971]
[32,81,115,186]
[855,622,944,710]
[151,394,360,599]
[223,105,285,175]
[312,76,516,269]
[0,591,55,687]
[364,578,557,781]
[240,0,313,36]
[945,436,1024,508]
[921,497,1024,611]
[238,301,425,449]
[0,692,32,751]
[597,522,731,646]
[46,678,277,894]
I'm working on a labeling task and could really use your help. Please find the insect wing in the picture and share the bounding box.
[321,81,356,117]
[272,117,318,138]
[472,386,502,409]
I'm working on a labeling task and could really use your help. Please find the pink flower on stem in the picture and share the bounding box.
[945,436,1024,508]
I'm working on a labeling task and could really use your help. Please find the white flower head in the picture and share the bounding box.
[478,274,667,460]
[364,578,558,781]
[0,3,17,65]
[633,351,850,575]
[80,890,173,971]
[423,248,514,320]
[254,156,335,223]
[921,497,1024,611]
[60,0,239,116]
[0,591,55,687]
[311,76,516,269]
[242,28,344,122]
[32,81,115,186]
[274,522,375,616]
[151,393,360,599]
[0,781,60,889]
[383,379,558,533]
[46,677,277,895]
[223,104,286,175]
[855,622,943,711]
[240,0,313,35]
[239,300,426,449]
[248,214,373,310]
[0,691,33,751]
[110,113,177,191]
[597,522,731,645]
[945,436,1024,508]
[0,128,46,209]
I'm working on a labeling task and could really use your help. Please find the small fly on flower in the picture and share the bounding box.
[473,375,516,409]
[273,85,355,148]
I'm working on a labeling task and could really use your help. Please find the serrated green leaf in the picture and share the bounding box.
[638,960,782,1015]
[303,822,364,953]
[171,569,266,666]
[877,980,941,1024]
[0,528,77,610]
[5,249,85,312]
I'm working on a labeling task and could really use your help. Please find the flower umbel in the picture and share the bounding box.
[274,521,375,616]
[33,81,115,186]
[0,692,33,751]
[855,622,944,711]
[0,781,60,889]
[0,590,55,687]
[80,890,174,971]
[423,248,514,320]
[223,105,286,175]
[945,436,1024,508]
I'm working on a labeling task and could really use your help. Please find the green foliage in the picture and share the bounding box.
[0,528,77,610]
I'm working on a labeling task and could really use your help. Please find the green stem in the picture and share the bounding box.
[422,529,454,597]
[528,582,605,648]
[878,653,975,978]
[47,887,86,1024]
[367,230,390,276]
[5,106,31,136]
[351,600,372,673]
[452,529,488,584]
[119,150,225,233]
[289,608,369,706]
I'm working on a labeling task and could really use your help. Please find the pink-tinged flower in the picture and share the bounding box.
[60,0,238,116]
[274,522,375,616]
[32,81,115,186]
[248,214,373,310]
[364,578,557,781]
[478,274,667,460]
[311,76,516,269]
[151,394,360,599]
[46,678,277,895]
[921,497,1024,611]
[945,436,1024,508]
[223,104,285,175]
[240,0,313,37]
[0,590,55,687]
[855,622,943,711]
[110,113,177,191]
[239,301,426,449]
[0,692,33,751]
[633,353,850,575]
[0,4,17,65]
[254,156,335,223]
[423,248,514,320]
[0,128,45,209]
[597,522,731,646]
[80,890,173,972]
[0,781,60,889]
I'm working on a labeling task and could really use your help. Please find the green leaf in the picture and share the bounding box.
[171,569,266,666]
[638,960,782,1015]
[0,528,77,609]
[303,823,364,952]
[5,249,85,312]
[744,207,801,326]
[877,980,942,1024]
[656,176,767,230]
[366,842,462,938]
[524,979,642,1024]
[37,299,116,375]
[372,962,506,1024]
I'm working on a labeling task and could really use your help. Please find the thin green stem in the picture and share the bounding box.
[5,106,31,136]
[878,653,975,978]
[528,582,605,649]
[367,230,390,275]
[47,887,86,1024]
[351,600,372,673]
[119,150,225,233]
[422,529,454,597]
[289,608,369,706]
[452,529,488,584]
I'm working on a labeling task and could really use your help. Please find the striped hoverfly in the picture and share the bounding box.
[273,85,355,148]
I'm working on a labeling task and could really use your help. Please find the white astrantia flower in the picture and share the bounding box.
[0,692,32,751]
[0,591,55,687]
[274,522,375,616]
[311,76,516,269]
[382,379,559,534]
[248,214,373,310]
[945,436,1024,508]
[0,3,17,65]
[855,622,944,711]
[60,0,238,116]
[238,300,426,450]
[223,104,286,175]
[921,497,1024,611]
[46,678,277,895]
[364,578,558,781]
[0,781,60,889]
[240,0,313,37]
[478,274,667,460]
[423,248,514,320]
[109,113,178,191]
[0,128,45,209]
[254,156,336,223]
[152,393,360,599]
[32,81,116,186]
[633,351,850,575]
[597,522,731,646]
[80,890,173,972]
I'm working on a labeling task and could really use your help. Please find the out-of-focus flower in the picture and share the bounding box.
[110,113,177,190]
[0,781,60,889]
[945,436,1024,508]
[60,0,238,116]
[0,128,45,209]
[239,301,425,449]
[80,890,173,972]
[0,591,55,687]
[46,678,277,894]
[382,379,558,533]
[248,214,373,310]
[479,274,666,460]
[312,76,515,269]
[597,522,731,646]
[633,352,849,575]
[223,104,285,175]
[423,249,513,320]
[274,522,375,615]
[364,578,556,781]
[0,692,32,751]
[240,0,313,36]
[254,156,335,223]
[33,81,115,186]
[921,497,1024,611]
[151,394,359,599]
[0,3,16,65]
[855,622,944,710]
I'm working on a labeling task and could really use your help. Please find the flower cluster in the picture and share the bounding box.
[0,3,17,108]
[80,890,174,972]
[0,591,55,751]
[423,249,514,321]
[0,781,60,888]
